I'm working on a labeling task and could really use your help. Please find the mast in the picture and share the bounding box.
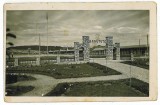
[39,34,41,57]
[147,34,149,56]
[46,11,49,55]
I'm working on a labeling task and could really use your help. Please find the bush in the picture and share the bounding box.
[40,56,57,60]
[103,70,108,74]
[133,57,149,66]
[18,57,36,61]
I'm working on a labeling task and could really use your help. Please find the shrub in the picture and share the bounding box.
[133,57,149,65]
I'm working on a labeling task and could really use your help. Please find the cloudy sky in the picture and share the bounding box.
[7,10,149,47]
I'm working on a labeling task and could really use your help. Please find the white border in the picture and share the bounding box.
[0,0,159,104]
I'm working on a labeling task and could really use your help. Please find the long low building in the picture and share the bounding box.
[91,45,149,60]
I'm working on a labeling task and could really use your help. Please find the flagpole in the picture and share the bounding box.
[147,34,149,56]
[46,11,49,55]
[39,34,41,57]
[139,34,141,56]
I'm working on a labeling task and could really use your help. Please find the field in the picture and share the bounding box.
[121,61,149,69]
[6,74,36,84]
[7,63,121,79]
[6,86,34,96]
[46,78,149,96]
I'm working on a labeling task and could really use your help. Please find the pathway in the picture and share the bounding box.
[7,74,128,96]
[92,58,149,83]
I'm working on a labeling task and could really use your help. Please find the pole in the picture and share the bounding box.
[147,34,149,56]
[39,34,41,57]
[106,48,108,71]
[36,23,41,65]
[129,52,134,87]
[46,11,49,55]
[129,59,132,87]
[139,34,141,56]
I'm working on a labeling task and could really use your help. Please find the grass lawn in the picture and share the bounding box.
[6,86,34,96]
[6,74,36,84]
[121,61,149,70]
[7,63,121,79]
[46,78,149,97]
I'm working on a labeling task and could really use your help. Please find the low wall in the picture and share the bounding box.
[6,56,76,66]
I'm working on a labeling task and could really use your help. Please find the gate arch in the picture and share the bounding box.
[74,36,90,62]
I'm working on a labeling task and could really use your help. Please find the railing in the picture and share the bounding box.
[6,56,75,66]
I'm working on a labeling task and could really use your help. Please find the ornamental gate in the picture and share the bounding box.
[106,36,120,60]
[74,36,90,62]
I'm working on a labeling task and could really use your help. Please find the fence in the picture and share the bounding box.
[6,56,75,66]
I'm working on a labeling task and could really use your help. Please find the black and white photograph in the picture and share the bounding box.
[4,2,157,102]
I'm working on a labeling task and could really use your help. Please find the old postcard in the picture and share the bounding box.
[4,2,157,102]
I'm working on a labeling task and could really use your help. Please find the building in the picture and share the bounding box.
[91,45,149,60]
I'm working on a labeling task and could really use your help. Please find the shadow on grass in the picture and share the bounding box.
[6,86,34,96]
[45,78,149,97]
[121,61,149,70]
[6,74,36,84]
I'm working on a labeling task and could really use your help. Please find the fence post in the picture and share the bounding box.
[57,56,60,64]
[14,58,18,66]
[131,53,134,61]
[36,57,40,65]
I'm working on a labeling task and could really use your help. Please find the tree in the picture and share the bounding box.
[6,28,16,59]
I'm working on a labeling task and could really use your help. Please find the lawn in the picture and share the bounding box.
[6,74,36,84]
[6,86,34,96]
[6,63,121,79]
[5,74,36,96]
[121,61,149,69]
[46,78,149,97]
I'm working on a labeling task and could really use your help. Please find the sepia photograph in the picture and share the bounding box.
[4,2,157,102]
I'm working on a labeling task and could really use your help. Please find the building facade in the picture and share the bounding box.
[91,45,149,60]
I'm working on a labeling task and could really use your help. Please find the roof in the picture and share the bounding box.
[92,45,148,51]
[120,45,148,49]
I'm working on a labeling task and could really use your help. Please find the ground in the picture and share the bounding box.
[6,58,149,96]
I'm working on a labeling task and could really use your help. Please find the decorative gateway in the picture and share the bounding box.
[74,36,90,62]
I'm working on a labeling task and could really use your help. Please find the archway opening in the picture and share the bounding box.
[79,47,84,61]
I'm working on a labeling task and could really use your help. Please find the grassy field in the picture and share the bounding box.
[6,86,34,96]
[7,63,121,79]
[121,61,149,69]
[46,78,149,96]
[6,74,36,84]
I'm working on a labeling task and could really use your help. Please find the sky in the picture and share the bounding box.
[6,10,149,47]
